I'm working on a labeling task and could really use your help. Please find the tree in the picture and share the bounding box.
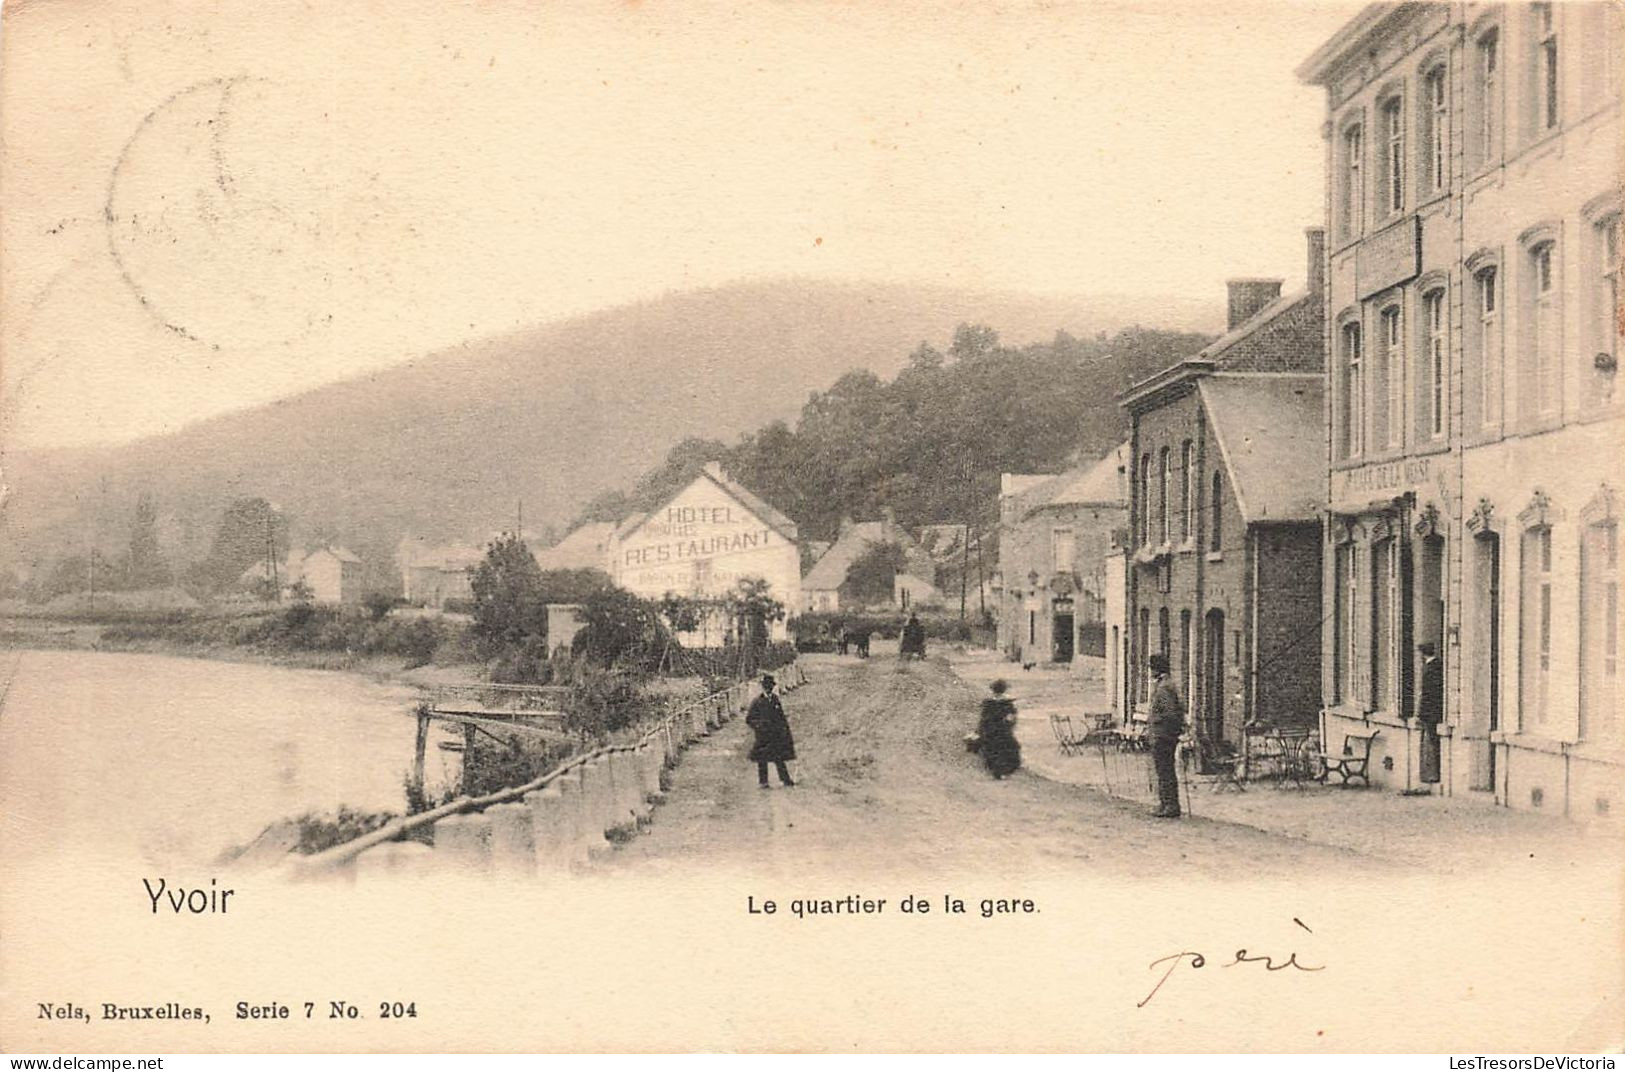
[536,568,611,605]
[125,492,170,589]
[197,498,289,593]
[844,541,908,607]
[469,534,548,649]
[571,585,664,668]
[724,577,785,649]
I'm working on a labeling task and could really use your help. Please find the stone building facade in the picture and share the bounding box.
[1301,2,1623,817]
[996,445,1126,665]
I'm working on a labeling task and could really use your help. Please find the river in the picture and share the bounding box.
[0,649,460,869]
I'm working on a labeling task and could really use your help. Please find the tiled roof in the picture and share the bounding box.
[1044,443,1129,508]
[534,522,614,572]
[802,521,934,592]
[1199,374,1324,523]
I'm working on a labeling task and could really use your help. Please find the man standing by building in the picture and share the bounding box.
[1416,643,1443,787]
[1147,653,1184,818]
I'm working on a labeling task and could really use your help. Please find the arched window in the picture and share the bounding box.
[1531,2,1560,136]
[1473,26,1501,169]
[1180,441,1195,543]
[1520,523,1554,729]
[1138,453,1152,547]
[1379,302,1405,450]
[1340,121,1365,240]
[1159,447,1171,545]
[1209,472,1224,553]
[1475,264,1502,429]
[1424,288,1448,439]
[1423,64,1448,195]
[1380,95,1405,216]
[1526,237,1561,421]
[1341,319,1364,457]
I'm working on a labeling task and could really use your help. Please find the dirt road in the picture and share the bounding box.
[609,653,1376,879]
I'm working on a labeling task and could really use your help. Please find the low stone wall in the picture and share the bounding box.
[289,662,811,881]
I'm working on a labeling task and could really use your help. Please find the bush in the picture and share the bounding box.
[457,731,574,798]
[363,592,396,621]
[290,806,398,855]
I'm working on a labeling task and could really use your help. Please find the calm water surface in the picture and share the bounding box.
[0,649,459,868]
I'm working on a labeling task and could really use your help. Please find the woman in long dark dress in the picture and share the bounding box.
[977,679,1021,779]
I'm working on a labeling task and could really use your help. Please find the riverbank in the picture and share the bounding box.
[0,610,486,691]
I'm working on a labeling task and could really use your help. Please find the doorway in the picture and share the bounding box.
[1052,612,1075,662]
[1204,609,1226,744]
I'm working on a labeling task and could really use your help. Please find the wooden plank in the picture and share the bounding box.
[427,710,571,736]
[429,706,567,721]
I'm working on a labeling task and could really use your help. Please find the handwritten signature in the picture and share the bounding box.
[1138,918,1324,1008]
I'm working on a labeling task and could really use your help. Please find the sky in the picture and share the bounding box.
[0,0,1367,450]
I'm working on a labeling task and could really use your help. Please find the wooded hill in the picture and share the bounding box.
[0,279,1213,594]
[577,322,1214,544]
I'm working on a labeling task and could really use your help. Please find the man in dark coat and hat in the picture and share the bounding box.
[1415,642,1444,785]
[1147,653,1185,818]
[746,674,796,788]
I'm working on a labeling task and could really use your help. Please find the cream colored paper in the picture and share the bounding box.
[2,0,1621,1055]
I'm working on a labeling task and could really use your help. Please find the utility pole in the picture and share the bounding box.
[516,499,524,539]
[265,514,280,600]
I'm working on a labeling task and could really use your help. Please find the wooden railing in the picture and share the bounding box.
[286,662,809,878]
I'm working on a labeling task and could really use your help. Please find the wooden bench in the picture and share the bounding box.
[1316,729,1380,787]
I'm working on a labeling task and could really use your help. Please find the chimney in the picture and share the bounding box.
[880,506,896,538]
[1305,226,1326,297]
[1226,278,1283,330]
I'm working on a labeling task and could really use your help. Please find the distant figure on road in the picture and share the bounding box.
[1147,654,1184,818]
[1415,642,1443,785]
[850,628,871,659]
[836,625,849,656]
[899,614,927,660]
[977,679,1021,779]
[746,674,796,789]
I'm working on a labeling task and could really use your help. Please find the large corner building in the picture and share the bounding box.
[1300,2,1622,815]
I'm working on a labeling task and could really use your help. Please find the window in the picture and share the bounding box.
[1144,454,1157,548]
[1533,2,1560,134]
[1381,96,1405,215]
[1052,528,1076,573]
[1209,472,1224,553]
[1379,304,1404,450]
[1475,265,1502,429]
[1424,65,1448,195]
[1528,240,1560,420]
[1341,123,1365,240]
[1159,447,1171,545]
[1179,441,1194,543]
[1341,320,1364,457]
[1520,524,1553,729]
[1425,289,1447,438]
[1475,27,1501,168]
[1581,518,1619,740]
[1592,212,1621,403]
[1158,606,1170,663]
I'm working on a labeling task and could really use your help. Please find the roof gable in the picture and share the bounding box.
[1200,375,1325,524]
[802,521,934,591]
